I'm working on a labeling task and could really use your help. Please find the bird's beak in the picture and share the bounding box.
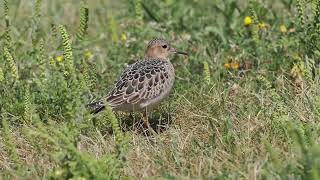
[176,51,188,56]
[170,47,188,56]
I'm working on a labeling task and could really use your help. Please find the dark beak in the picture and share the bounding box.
[170,47,188,56]
[176,51,188,56]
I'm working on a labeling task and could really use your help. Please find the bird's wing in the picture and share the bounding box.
[106,59,173,107]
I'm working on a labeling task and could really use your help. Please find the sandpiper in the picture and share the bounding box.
[87,38,188,128]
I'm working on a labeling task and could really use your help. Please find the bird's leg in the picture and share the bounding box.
[142,108,157,135]
[129,112,137,131]
[142,109,150,128]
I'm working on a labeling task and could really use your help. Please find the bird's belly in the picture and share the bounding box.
[111,103,143,112]
[140,88,172,109]
[139,79,174,109]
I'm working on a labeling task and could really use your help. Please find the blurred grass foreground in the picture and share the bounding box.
[1,0,320,179]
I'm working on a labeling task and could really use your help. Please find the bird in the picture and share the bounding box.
[86,38,188,128]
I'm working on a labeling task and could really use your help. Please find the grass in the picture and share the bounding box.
[1,0,320,179]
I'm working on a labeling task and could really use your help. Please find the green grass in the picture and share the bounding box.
[1,0,320,179]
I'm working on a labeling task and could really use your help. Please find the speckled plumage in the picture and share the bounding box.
[106,58,174,112]
[87,38,187,116]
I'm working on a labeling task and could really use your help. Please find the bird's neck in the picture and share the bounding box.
[144,55,169,61]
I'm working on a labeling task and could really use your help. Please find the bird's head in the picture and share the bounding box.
[144,38,188,60]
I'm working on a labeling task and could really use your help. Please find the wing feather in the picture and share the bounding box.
[106,59,173,108]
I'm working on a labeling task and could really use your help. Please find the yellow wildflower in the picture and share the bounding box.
[120,33,127,42]
[258,22,267,29]
[280,24,287,33]
[244,16,253,26]
[224,62,240,69]
[84,50,93,60]
[56,55,63,63]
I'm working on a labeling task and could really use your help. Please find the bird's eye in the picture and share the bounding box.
[162,45,167,49]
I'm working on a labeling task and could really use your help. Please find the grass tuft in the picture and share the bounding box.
[3,0,11,48]
[107,13,119,43]
[1,114,21,167]
[34,0,42,18]
[3,47,19,81]
[297,0,306,27]
[58,25,75,77]
[76,0,89,41]
[135,0,144,25]
[203,61,211,84]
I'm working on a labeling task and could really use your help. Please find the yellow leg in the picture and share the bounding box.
[142,108,156,134]
[142,109,150,128]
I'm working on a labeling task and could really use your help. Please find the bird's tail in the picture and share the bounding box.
[86,101,105,114]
